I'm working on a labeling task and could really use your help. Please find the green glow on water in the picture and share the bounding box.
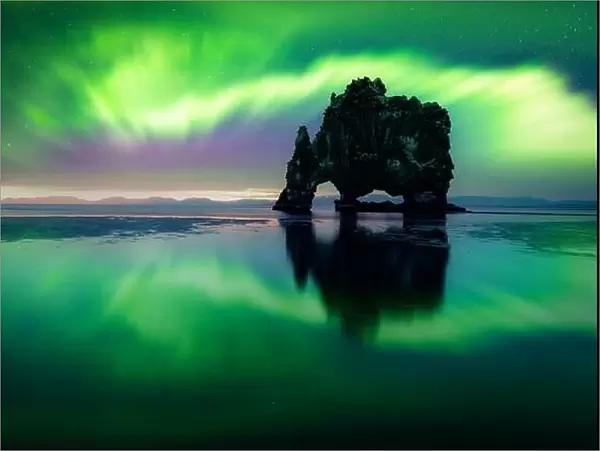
[1,215,597,448]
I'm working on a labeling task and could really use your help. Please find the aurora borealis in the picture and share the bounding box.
[2,1,598,200]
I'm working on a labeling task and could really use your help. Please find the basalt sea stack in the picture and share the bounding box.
[272,77,465,215]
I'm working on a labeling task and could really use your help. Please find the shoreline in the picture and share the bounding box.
[1,209,597,219]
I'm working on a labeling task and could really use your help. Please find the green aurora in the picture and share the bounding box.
[1,1,598,199]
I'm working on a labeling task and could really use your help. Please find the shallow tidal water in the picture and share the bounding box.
[1,211,598,449]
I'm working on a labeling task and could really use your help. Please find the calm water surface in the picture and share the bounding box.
[1,212,598,449]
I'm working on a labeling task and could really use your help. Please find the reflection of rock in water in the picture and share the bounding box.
[280,215,450,341]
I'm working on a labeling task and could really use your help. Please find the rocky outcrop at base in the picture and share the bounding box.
[333,200,467,215]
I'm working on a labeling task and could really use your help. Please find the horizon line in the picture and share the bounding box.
[2,194,598,205]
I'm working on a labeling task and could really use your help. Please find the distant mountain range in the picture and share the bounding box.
[2,195,597,210]
[1,196,274,207]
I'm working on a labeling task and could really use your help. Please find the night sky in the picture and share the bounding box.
[2,1,598,201]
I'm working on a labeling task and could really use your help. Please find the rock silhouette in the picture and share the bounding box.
[280,216,450,341]
[273,77,464,215]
